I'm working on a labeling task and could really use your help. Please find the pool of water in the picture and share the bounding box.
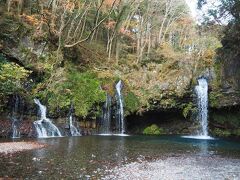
[0,135,239,179]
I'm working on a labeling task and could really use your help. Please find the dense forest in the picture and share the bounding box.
[0,0,239,137]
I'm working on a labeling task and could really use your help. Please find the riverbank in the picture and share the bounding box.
[104,156,240,180]
[0,142,46,154]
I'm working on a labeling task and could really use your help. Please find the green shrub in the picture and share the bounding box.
[0,56,31,96]
[143,124,163,135]
[182,102,196,118]
[209,92,223,107]
[124,92,140,115]
[212,128,231,137]
[38,70,105,117]
[0,55,31,112]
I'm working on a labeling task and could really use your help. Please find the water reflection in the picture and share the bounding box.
[198,140,208,156]
[115,136,126,166]
[0,135,239,179]
[67,137,74,154]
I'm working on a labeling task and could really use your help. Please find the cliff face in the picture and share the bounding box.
[220,21,240,91]
[0,15,51,71]
[0,2,239,138]
[222,55,240,90]
[208,22,240,109]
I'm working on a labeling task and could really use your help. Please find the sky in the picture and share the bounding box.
[185,0,198,19]
[185,0,230,24]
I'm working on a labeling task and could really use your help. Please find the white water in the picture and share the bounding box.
[99,94,112,134]
[113,134,130,137]
[97,134,130,137]
[182,135,214,140]
[11,95,21,138]
[33,99,62,138]
[69,114,81,136]
[11,118,20,138]
[115,80,125,134]
[195,78,209,137]
[184,78,213,140]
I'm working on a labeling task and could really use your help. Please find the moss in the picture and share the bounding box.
[143,124,164,135]
[99,77,118,97]
[182,102,196,118]
[0,55,31,95]
[212,128,231,137]
[36,68,105,117]
[212,62,222,89]
[160,98,177,108]
[233,129,240,136]
[124,92,140,115]
[0,53,31,112]
[212,112,240,128]
[211,111,240,137]
[209,91,223,107]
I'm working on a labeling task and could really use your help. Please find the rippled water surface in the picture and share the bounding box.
[0,135,240,179]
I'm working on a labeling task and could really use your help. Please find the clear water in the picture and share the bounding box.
[0,135,239,179]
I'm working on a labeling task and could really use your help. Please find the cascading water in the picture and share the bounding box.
[195,78,209,137]
[68,104,81,136]
[11,117,20,138]
[115,80,125,134]
[183,78,214,139]
[182,78,213,140]
[69,115,81,136]
[99,93,112,135]
[10,95,21,138]
[33,99,62,138]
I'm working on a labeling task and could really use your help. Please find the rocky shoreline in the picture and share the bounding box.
[103,156,240,180]
[0,142,46,154]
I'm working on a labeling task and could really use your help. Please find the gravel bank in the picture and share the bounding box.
[0,142,46,154]
[104,156,240,180]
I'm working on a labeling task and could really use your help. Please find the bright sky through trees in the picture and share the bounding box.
[185,0,229,24]
[185,0,198,18]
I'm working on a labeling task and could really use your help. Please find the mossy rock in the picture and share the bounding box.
[209,91,224,107]
[143,124,164,135]
[233,129,240,136]
[212,128,231,137]
[124,92,140,115]
[211,111,240,129]
[209,91,240,108]
[182,102,197,118]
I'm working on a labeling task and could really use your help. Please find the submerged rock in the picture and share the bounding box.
[104,156,240,180]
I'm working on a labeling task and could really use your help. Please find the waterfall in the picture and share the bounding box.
[10,95,21,138]
[195,78,210,137]
[68,104,81,136]
[11,117,20,138]
[69,115,81,136]
[33,99,62,138]
[115,80,125,134]
[100,93,112,134]
[182,78,213,140]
